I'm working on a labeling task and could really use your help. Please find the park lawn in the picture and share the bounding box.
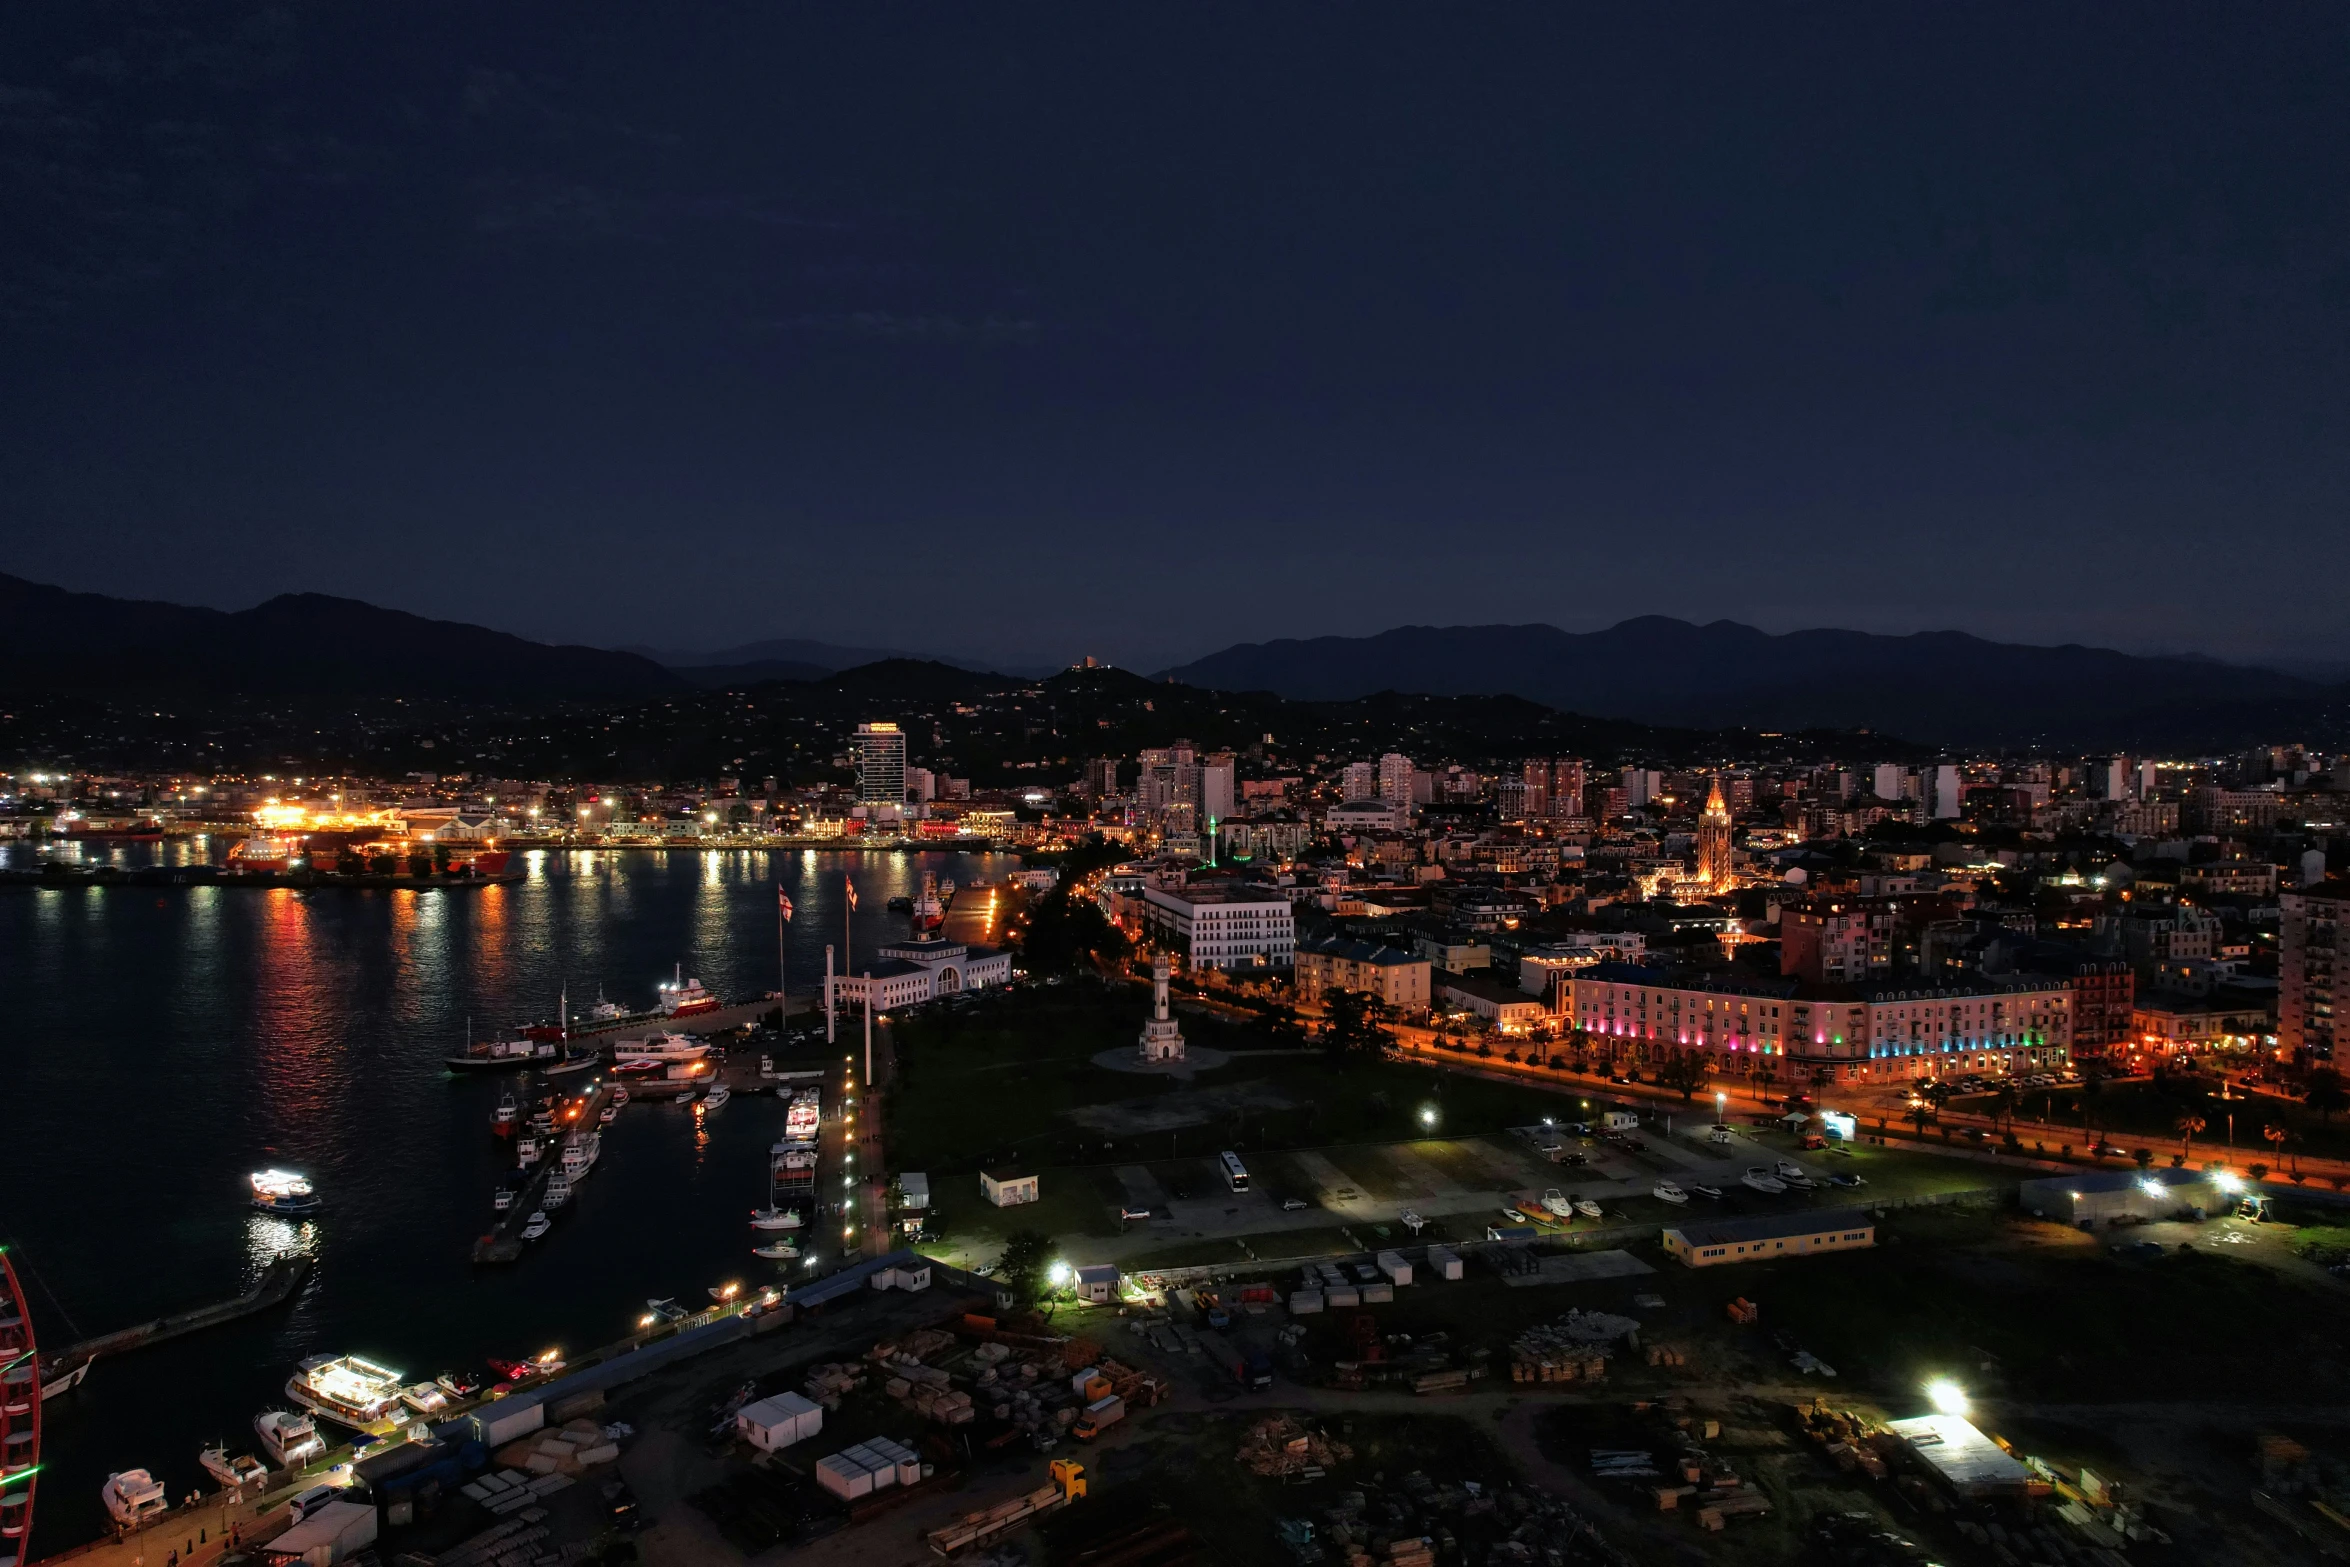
[885,979,1584,1175]
[918,1165,1125,1258]
[1952,1078,2350,1166]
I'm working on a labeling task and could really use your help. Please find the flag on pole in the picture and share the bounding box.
[845,876,858,911]
[777,887,794,921]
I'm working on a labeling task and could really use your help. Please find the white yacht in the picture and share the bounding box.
[102,1469,169,1529]
[200,1444,269,1489]
[254,1408,326,1468]
[613,1031,710,1065]
[1652,1182,1690,1205]
[700,1084,731,1111]
[399,1382,450,1417]
[749,1206,802,1231]
[284,1353,405,1429]
[520,1211,551,1241]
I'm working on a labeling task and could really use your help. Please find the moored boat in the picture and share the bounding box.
[699,1084,731,1111]
[1653,1182,1689,1205]
[200,1444,269,1490]
[284,1353,405,1429]
[752,1240,798,1260]
[445,1035,559,1074]
[519,1212,551,1241]
[254,1408,326,1468]
[749,1206,802,1231]
[1573,1199,1603,1220]
[101,1469,168,1529]
[658,964,720,1017]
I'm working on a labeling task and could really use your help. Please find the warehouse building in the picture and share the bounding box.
[1661,1208,1876,1268]
[2017,1167,2214,1227]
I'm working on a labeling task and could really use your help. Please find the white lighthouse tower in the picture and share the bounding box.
[1137,951,1187,1063]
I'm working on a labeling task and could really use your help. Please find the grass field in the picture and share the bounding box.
[1951,1076,2350,1168]
[884,978,1596,1173]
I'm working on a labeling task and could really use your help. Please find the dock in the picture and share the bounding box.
[54,1253,312,1369]
[472,1081,612,1264]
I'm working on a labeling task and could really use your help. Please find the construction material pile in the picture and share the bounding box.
[802,1361,868,1408]
[1316,1471,1625,1567]
[1510,1310,1640,1383]
[1792,1398,1891,1480]
[491,1417,623,1476]
[1237,1415,1352,1478]
[1641,1343,1691,1369]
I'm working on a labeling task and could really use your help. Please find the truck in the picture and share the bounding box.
[1202,1333,1274,1390]
[1073,1394,1124,1440]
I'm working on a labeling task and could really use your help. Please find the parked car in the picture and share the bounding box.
[1280,1197,1310,1211]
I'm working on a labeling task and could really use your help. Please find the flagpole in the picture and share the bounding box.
[777,886,787,1035]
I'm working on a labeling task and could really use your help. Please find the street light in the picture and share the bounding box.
[1923,1378,1968,1417]
[1420,1106,1439,1130]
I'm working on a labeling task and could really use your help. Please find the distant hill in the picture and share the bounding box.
[0,574,685,702]
[622,636,915,672]
[1160,618,2343,748]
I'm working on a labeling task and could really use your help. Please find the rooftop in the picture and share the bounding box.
[1662,1207,1875,1249]
[1298,935,1424,967]
[1885,1414,2034,1495]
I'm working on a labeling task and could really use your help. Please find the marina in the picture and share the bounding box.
[0,843,1004,1552]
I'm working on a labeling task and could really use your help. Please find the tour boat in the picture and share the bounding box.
[102,1469,169,1529]
[254,1408,326,1468]
[749,1206,802,1231]
[699,1084,731,1111]
[543,1173,573,1209]
[657,965,720,1017]
[561,1133,600,1179]
[249,1169,321,1215]
[1742,1167,1788,1194]
[1652,1182,1690,1205]
[516,1133,544,1166]
[1573,1199,1603,1221]
[284,1353,405,1429]
[200,1443,269,1490]
[520,1211,551,1242]
[752,1240,799,1260]
[785,1088,821,1140]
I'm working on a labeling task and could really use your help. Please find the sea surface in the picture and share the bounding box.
[0,840,1009,1551]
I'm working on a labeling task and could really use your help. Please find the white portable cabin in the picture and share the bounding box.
[736,1391,823,1452]
[1425,1246,1463,1281]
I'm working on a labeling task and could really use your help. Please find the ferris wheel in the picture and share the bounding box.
[0,1248,38,1567]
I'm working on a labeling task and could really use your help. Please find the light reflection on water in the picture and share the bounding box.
[244,1216,320,1270]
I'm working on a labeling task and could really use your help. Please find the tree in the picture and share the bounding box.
[1656,1052,1709,1101]
[2248,1161,2270,1182]
[1256,1002,1310,1051]
[994,1229,1054,1305]
[1987,1083,2020,1136]
[2264,1122,2296,1177]
[2132,1148,2154,1173]
[1320,988,1395,1064]
[2175,1113,2206,1163]
[2306,1069,2348,1125]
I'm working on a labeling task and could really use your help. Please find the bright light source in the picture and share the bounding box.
[2137,1178,2166,1199]
[1049,1261,1073,1286]
[2211,1170,2243,1193]
[637,1314,657,1328]
[1420,1107,1439,1128]
[1924,1378,1968,1417]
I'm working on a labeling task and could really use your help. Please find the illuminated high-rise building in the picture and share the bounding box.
[853,722,907,805]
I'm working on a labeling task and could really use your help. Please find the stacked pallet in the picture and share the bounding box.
[1382,1536,1434,1567]
[1643,1343,1690,1368]
[1509,1352,1606,1384]
[493,1418,621,1475]
[803,1362,867,1408]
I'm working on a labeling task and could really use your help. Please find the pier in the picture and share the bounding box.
[51,1254,312,1371]
[472,1081,613,1265]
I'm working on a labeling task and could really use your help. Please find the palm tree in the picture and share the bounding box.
[2264,1122,2296,1177]
[2175,1113,2206,1163]
[1987,1083,2020,1137]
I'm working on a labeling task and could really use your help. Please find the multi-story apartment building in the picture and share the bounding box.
[852,722,906,806]
[1779,900,1896,984]
[2281,884,2350,1062]
[1139,885,1296,972]
[1294,936,1431,1010]
[1559,963,2071,1084]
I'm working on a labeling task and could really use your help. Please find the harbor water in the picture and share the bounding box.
[0,842,1007,1551]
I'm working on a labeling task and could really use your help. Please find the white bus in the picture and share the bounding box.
[1219,1151,1250,1192]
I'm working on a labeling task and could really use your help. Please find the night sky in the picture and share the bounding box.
[3,5,2347,672]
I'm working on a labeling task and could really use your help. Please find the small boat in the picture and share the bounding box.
[753,1240,799,1260]
[102,1468,169,1529]
[1652,1182,1689,1205]
[435,1369,486,1398]
[644,1297,687,1323]
[1742,1167,1788,1194]
[400,1382,450,1416]
[700,1084,731,1111]
[610,1085,630,1107]
[491,1093,519,1136]
[200,1444,269,1490]
[1691,1184,1725,1201]
[254,1408,326,1468]
[598,1105,617,1126]
[749,1206,802,1231]
[1573,1199,1603,1221]
[1539,1187,1573,1217]
[39,1355,92,1401]
[520,1212,551,1241]
[490,1349,565,1381]
[250,1169,321,1215]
